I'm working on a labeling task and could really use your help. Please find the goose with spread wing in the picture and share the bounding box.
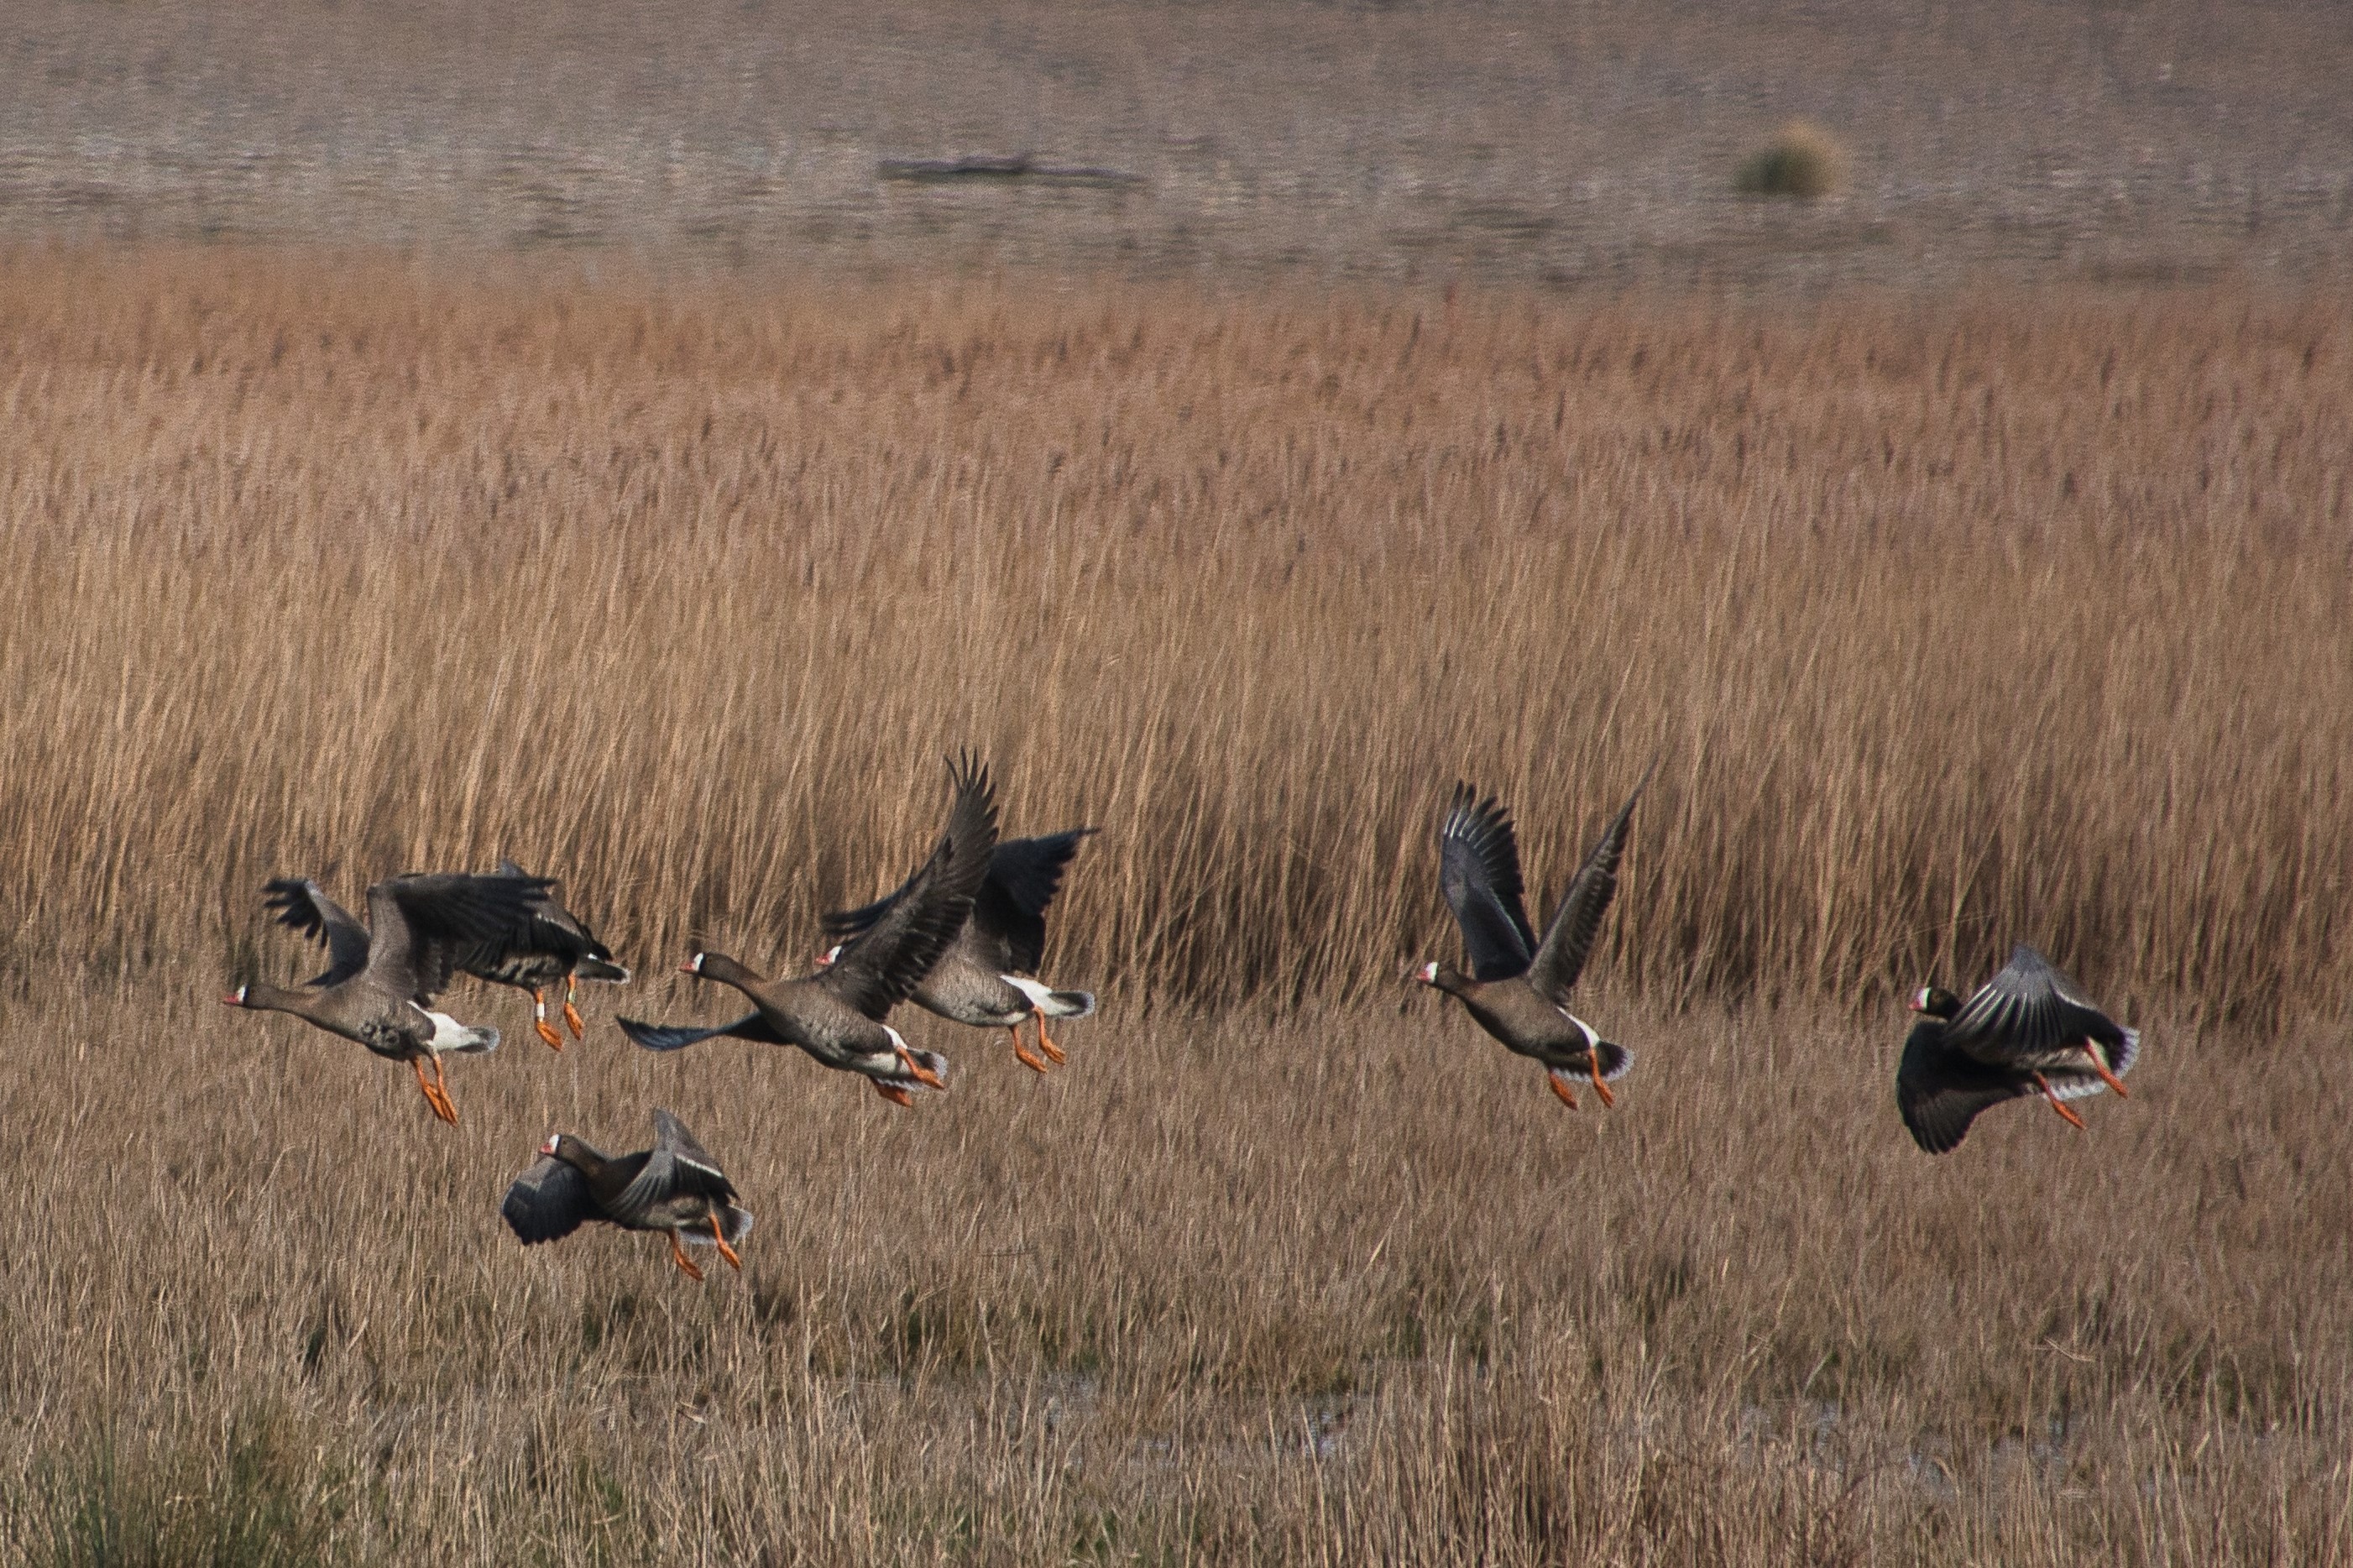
[265,864,629,1052]
[502,1109,752,1279]
[224,871,555,1124]
[468,860,630,1049]
[818,827,1097,1074]
[617,753,1000,1107]
[1896,944,2137,1153]
[1414,767,1651,1109]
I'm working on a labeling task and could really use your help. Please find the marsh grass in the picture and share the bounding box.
[0,251,2347,1561]
[0,985,2345,1563]
[0,251,2347,1024]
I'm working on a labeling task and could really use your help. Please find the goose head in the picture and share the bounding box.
[1908,985,1963,1020]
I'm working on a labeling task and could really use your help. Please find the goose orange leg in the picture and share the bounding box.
[410,1056,458,1125]
[1587,1053,1617,1110]
[2034,1074,2088,1131]
[1009,1025,1050,1074]
[428,1053,459,1123]
[872,1080,914,1108]
[2083,1043,2130,1098]
[709,1213,743,1271]
[562,975,587,1041]
[1033,1011,1068,1065]
[667,1229,707,1281]
[895,1046,946,1090]
[1546,1069,1581,1110]
[531,989,565,1052]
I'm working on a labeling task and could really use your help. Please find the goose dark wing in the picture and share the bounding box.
[616,1012,784,1053]
[824,828,1091,974]
[818,873,923,942]
[1895,1020,2030,1154]
[1437,784,1535,981]
[502,1156,598,1244]
[651,1108,728,1176]
[1526,764,1654,1005]
[1944,946,2134,1070]
[611,1110,739,1221]
[821,754,1001,1019]
[262,877,373,987]
[973,828,1096,973]
[464,862,624,980]
[363,872,558,1001]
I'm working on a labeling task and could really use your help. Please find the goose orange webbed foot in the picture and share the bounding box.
[2084,1045,2130,1099]
[1010,1027,1050,1074]
[1587,1057,1617,1109]
[411,1058,459,1124]
[1547,1069,1581,1110]
[562,977,587,1041]
[896,1047,946,1090]
[1033,1015,1068,1065]
[2035,1074,2089,1131]
[872,1081,914,1108]
[710,1215,743,1272]
[531,990,566,1052]
[667,1230,707,1281]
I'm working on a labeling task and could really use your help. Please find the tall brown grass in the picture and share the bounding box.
[0,251,2346,1022]
[0,250,2347,1562]
[2,988,2346,1563]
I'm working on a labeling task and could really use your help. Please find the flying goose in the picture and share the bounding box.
[502,1109,752,1279]
[265,864,629,1052]
[617,753,1000,1107]
[1896,944,2137,1153]
[475,860,630,1048]
[224,871,555,1124]
[1414,767,1652,1109]
[819,828,1097,1073]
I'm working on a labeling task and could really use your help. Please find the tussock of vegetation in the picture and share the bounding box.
[25,1416,347,1568]
[0,251,2346,1561]
[1735,121,1848,197]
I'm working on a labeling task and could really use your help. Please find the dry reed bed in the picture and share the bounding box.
[0,252,2347,1025]
[0,252,2348,1560]
[1,983,2346,1563]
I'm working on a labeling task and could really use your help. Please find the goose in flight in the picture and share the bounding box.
[618,753,1000,1107]
[1414,766,1652,1109]
[502,1109,752,1279]
[1896,944,2137,1153]
[225,871,554,1124]
[819,827,1097,1073]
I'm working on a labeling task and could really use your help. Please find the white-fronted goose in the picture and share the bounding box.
[1414,768,1652,1109]
[475,860,630,1048]
[818,828,1097,1074]
[267,864,629,1052]
[1896,944,2138,1154]
[502,1109,752,1279]
[225,872,556,1124]
[617,754,1000,1108]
